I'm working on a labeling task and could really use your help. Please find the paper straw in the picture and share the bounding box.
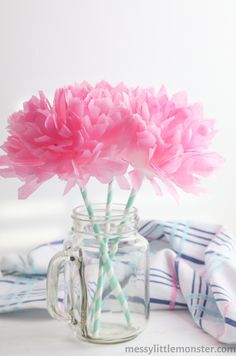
[110,188,137,257]
[91,187,136,335]
[91,179,113,335]
[105,179,113,225]
[79,186,131,336]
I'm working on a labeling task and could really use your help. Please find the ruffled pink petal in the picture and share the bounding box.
[54,89,67,125]
[141,102,150,122]
[116,175,130,190]
[0,167,15,177]
[0,155,10,165]
[136,130,156,148]
[128,170,144,191]
[63,178,77,195]
[148,177,162,196]
[172,91,188,108]
[162,177,179,202]
[192,152,224,176]
[18,179,43,199]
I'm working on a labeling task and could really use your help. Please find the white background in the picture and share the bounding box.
[1,2,236,354]
[0,0,236,250]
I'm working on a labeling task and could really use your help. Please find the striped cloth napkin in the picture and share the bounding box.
[0,220,236,344]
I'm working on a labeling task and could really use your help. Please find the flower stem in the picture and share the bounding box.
[79,184,131,337]
[91,178,114,336]
[110,188,137,258]
[90,186,137,335]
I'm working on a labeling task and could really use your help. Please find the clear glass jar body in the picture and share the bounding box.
[47,204,150,344]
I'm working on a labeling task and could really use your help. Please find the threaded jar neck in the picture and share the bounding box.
[72,203,139,238]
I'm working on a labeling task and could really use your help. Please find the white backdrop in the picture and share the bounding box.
[0,0,235,249]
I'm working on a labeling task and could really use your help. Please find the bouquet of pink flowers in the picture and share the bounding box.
[0,81,223,336]
[0,81,222,199]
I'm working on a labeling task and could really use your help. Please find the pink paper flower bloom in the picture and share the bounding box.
[126,87,224,197]
[0,81,223,199]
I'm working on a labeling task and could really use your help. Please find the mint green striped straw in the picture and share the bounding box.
[90,187,136,335]
[79,186,131,336]
[110,188,137,257]
[91,179,113,335]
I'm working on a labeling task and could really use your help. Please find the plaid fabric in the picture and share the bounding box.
[0,220,236,344]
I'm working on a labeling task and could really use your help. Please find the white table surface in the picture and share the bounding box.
[1,309,235,356]
[1,244,236,356]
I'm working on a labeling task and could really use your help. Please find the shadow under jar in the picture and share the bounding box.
[47,204,150,344]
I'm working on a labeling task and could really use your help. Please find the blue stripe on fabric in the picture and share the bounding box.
[208,258,228,280]
[179,223,215,236]
[210,240,231,251]
[0,280,28,285]
[127,296,146,306]
[139,220,157,232]
[170,222,177,246]
[164,231,208,248]
[191,271,196,306]
[146,234,165,241]
[212,291,229,299]
[177,223,188,257]
[221,232,233,240]
[149,273,173,282]
[179,254,204,265]
[16,290,46,297]
[184,231,211,242]
[30,239,64,251]
[216,298,229,302]
[138,221,151,232]
[175,259,180,288]
[150,268,172,278]
[215,235,235,251]
[194,276,202,318]
[210,284,228,292]
[156,234,165,240]
[205,251,230,259]
[188,293,215,303]
[193,306,222,319]
[2,271,46,278]
[194,277,202,316]
[150,280,179,289]
[167,222,216,236]
[138,221,150,235]
[4,289,48,297]
[141,222,161,237]
[199,284,209,328]
[3,275,26,311]
[164,224,212,242]
[216,235,231,244]
[17,260,40,311]
[88,281,97,288]
[225,317,236,328]
[150,298,187,308]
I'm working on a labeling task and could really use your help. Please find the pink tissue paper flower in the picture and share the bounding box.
[0,81,223,199]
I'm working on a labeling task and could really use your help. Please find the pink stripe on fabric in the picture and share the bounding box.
[216,300,236,342]
[169,257,179,310]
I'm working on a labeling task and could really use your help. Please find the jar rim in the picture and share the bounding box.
[72,203,138,223]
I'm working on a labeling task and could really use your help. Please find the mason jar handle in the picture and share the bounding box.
[47,251,71,321]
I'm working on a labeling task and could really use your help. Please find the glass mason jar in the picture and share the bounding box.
[47,204,150,344]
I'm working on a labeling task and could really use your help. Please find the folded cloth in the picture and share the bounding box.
[1,220,236,344]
